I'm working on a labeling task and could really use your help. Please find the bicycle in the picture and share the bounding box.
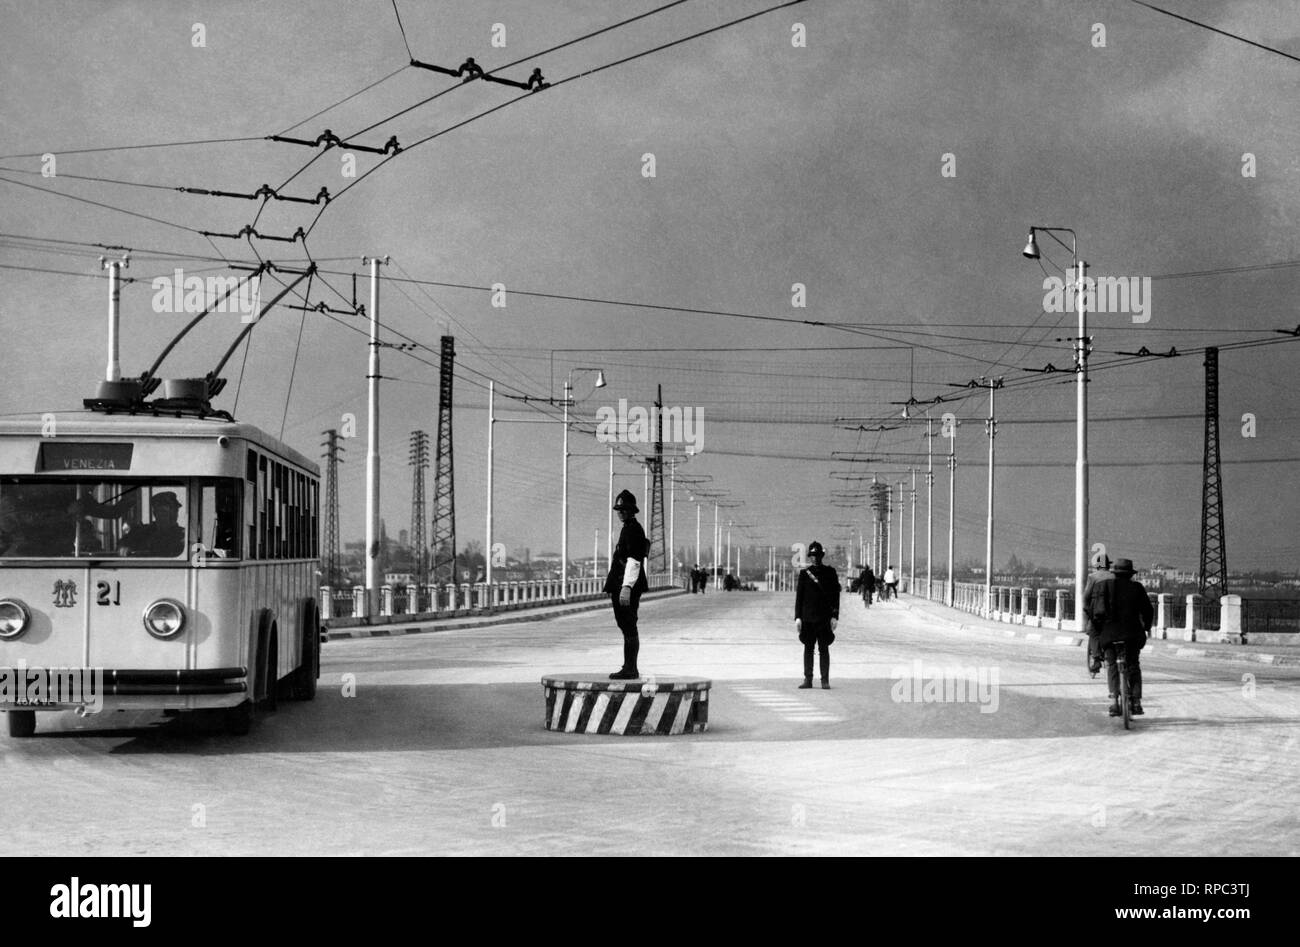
[1104,644,1133,730]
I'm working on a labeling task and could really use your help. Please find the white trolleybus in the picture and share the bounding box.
[0,266,322,736]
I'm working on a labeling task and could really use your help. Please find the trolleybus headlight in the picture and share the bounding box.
[0,598,30,639]
[143,599,186,639]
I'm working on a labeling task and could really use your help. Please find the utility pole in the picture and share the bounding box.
[947,420,957,607]
[362,254,387,617]
[486,381,494,585]
[910,467,917,593]
[896,478,904,580]
[927,418,934,600]
[983,377,1003,618]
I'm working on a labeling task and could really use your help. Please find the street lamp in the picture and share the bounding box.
[562,367,605,601]
[1023,226,1088,628]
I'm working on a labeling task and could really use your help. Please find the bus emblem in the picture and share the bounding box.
[52,579,77,608]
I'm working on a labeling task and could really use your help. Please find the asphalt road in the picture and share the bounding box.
[3,591,1296,856]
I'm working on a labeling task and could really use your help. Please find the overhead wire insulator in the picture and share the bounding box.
[199,225,307,243]
[267,129,401,155]
[179,183,331,204]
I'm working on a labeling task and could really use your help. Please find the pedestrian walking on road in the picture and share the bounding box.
[794,541,840,689]
[1086,557,1153,716]
[883,565,898,600]
[604,489,650,680]
[859,563,875,606]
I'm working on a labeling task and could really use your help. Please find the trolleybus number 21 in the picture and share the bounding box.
[95,581,121,606]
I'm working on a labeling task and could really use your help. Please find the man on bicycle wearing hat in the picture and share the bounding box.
[1086,557,1153,716]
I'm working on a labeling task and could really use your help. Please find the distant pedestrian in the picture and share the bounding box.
[883,565,898,600]
[794,541,840,689]
[604,490,649,680]
[859,564,875,606]
[1081,552,1112,677]
[1086,557,1153,716]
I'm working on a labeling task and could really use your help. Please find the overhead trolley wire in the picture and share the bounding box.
[302,0,809,238]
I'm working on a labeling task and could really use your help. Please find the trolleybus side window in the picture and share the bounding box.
[243,452,314,561]
[195,480,241,559]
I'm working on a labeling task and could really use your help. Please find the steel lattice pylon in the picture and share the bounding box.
[869,477,891,570]
[1199,347,1227,597]
[431,336,457,583]
[321,429,345,587]
[647,385,667,575]
[409,430,429,592]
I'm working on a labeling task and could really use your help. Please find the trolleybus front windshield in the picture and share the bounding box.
[0,478,241,560]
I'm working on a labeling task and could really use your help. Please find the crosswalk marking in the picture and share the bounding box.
[729,685,843,724]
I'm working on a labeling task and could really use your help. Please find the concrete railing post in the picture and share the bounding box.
[1218,594,1243,644]
[321,585,333,620]
[1155,593,1168,639]
[447,583,458,613]
[353,585,366,618]
[1184,593,1199,641]
[406,586,419,615]
[1020,587,1031,625]
[1053,590,1066,631]
[380,585,393,617]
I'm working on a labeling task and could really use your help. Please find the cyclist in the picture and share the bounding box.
[1081,552,1113,676]
[1086,557,1153,716]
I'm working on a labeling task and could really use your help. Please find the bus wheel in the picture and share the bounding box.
[224,701,253,735]
[288,600,320,701]
[7,710,36,738]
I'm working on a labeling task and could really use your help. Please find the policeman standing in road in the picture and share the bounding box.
[605,489,649,680]
[794,541,840,689]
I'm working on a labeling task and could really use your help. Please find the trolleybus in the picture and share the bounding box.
[0,406,321,736]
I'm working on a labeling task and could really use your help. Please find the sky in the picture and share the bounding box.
[2,0,1299,575]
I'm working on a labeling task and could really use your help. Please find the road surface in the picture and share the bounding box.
[2,591,1296,856]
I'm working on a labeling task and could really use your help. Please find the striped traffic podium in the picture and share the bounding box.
[542,675,711,735]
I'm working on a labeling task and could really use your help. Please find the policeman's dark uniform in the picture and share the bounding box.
[1086,558,1153,715]
[794,541,840,688]
[604,490,649,679]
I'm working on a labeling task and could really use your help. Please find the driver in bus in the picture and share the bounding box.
[118,491,186,557]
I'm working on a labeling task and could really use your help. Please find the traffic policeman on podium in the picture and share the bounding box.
[794,541,840,689]
[605,489,650,680]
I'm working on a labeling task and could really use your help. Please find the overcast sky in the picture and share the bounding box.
[3,0,1299,574]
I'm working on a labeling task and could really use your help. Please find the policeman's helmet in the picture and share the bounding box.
[807,541,824,560]
[613,489,639,514]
